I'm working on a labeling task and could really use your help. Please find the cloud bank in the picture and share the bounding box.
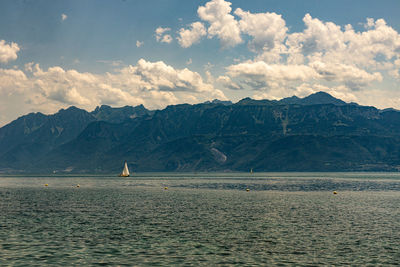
[0,59,226,125]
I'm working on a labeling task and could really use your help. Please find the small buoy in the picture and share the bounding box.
[246,188,250,192]
[333,191,337,194]
[44,184,48,187]
[76,184,80,188]
[164,187,168,190]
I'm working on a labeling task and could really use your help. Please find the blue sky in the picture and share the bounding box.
[0,0,400,126]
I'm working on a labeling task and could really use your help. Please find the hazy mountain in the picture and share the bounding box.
[2,92,400,173]
[278,91,347,106]
[91,104,153,123]
[237,91,347,106]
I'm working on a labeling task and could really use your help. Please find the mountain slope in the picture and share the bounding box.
[37,96,400,172]
[2,91,400,173]
[0,105,150,171]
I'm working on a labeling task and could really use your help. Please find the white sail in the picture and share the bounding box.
[119,161,130,177]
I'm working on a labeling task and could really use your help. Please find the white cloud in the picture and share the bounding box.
[188,8,399,101]
[0,40,20,63]
[61,13,68,21]
[286,15,400,70]
[226,61,318,90]
[310,61,382,89]
[32,65,93,105]
[136,40,143,47]
[287,14,346,57]
[197,0,242,48]
[235,8,287,54]
[225,59,382,93]
[177,22,207,48]
[164,0,400,77]
[155,27,173,43]
[132,59,223,96]
[174,2,400,78]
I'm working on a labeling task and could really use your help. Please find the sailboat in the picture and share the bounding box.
[119,161,130,177]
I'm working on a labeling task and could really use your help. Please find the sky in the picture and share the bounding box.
[0,0,400,126]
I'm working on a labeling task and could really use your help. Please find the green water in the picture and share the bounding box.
[0,173,399,266]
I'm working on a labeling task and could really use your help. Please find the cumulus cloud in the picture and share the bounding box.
[198,0,242,48]
[0,59,226,125]
[235,8,287,54]
[155,27,173,43]
[132,59,223,96]
[32,65,93,105]
[177,22,207,48]
[286,15,400,69]
[224,59,383,94]
[286,14,346,58]
[192,7,400,100]
[165,0,400,74]
[226,61,318,90]
[173,1,400,84]
[0,40,20,63]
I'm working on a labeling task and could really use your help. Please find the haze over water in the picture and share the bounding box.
[1,173,399,266]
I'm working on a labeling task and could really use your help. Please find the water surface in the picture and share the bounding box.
[1,173,399,266]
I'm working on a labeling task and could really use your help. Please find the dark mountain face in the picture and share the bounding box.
[0,105,150,171]
[0,112,48,154]
[0,107,97,169]
[2,91,400,173]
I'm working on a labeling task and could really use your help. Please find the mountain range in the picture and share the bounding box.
[1,91,400,173]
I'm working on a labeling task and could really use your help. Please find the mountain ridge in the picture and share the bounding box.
[1,91,400,173]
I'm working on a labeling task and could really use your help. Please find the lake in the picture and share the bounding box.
[0,173,399,266]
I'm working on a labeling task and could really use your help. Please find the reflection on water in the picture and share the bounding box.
[0,173,399,266]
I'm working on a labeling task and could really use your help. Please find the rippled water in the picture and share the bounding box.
[1,173,399,266]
